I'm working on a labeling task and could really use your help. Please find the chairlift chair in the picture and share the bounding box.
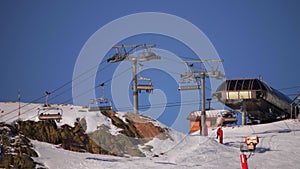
[178,79,200,91]
[107,45,129,63]
[178,72,200,91]
[107,53,126,63]
[38,106,63,122]
[221,111,238,124]
[136,77,153,93]
[178,84,201,91]
[88,97,112,111]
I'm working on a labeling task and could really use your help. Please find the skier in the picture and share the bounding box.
[216,127,223,144]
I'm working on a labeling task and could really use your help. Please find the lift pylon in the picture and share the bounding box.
[179,59,224,136]
[107,44,160,114]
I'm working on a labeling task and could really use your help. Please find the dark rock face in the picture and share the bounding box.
[0,122,40,169]
[15,110,172,158]
[19,120,61,144]
[18,119,111,155]
[89,125,145,157]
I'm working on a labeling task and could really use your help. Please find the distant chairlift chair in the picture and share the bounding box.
[178,71,200,91]
[88,98,112,112]
[38,107,63,122]
[136,77,154,93]
[38,91,63,122]
[221,111,238,125]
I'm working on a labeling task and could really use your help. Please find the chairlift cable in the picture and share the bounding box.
[1,60,112,119]
[2,66,132,122]
[115,100,219,112]
[278,85,300,91]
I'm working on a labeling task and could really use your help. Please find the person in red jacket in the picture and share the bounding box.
[216,127,223,144]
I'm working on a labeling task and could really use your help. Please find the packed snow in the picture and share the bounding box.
[1,102,300,168]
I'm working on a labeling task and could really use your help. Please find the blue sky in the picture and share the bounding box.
[1,1,300,132]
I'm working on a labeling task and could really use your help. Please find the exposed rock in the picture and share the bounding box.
[100,111,142,138]
[19,120,61,144]
[14,110,172,158]
[101,111,172,141]
[0,122,39,169]
[124,112,172,141]
[89,124,145,157]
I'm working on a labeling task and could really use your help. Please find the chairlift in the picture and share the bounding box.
[107,45,130,63]
[38,91,63,122]
[88,98,112,111]
[107,53,126,63]
[221,111,238,124]
[178,84,201,91]
[178,70,200,91]
[38,106,63,122]
[178,78,200,91]
[88,83,113,111]
[137,77,153,93]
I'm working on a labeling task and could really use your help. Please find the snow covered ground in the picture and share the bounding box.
[31,120,300,169]
[30,119,300,169]
[1,102,300,168]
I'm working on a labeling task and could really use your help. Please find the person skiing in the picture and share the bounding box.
[216,127,223,144]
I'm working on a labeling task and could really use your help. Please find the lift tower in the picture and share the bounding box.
[179,59,224,136]
[108,44,160,114]
[290,93,300,119]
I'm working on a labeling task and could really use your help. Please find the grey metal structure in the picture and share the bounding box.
[107,44,160,114]
[179,59,224,136]
[214,78,298,123]
[290,93,300,119]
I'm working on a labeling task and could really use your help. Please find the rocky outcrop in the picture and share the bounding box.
[101,111,172,141]
[88,111,172,157]
[124,112,172,141]
[19,120,61,144]
[16,110,172,157]
[18,119,114,156]
[89,125,145,157]
[0,122,40,169]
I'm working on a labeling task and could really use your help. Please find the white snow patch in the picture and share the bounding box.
[115,111,128,123]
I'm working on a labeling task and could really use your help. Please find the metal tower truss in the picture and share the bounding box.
[179,59,224,136]
[107,44,160,114]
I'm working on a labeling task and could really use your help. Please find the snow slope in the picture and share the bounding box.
[0,102,121,134]
[1,102,300,168]
[31,120,300,169]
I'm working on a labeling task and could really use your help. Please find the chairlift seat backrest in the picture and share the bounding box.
[88,97,112,111]
[137,77,154,93]
[38,107,63,122]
